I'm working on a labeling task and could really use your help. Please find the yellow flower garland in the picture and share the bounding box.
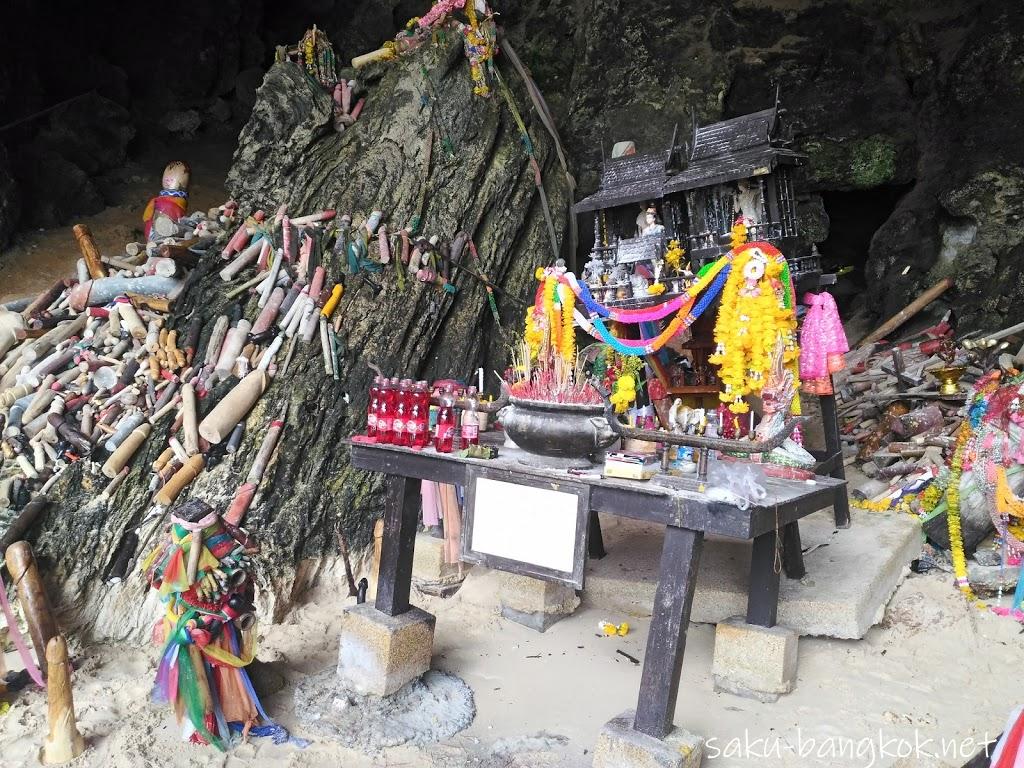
[946,427,975,601]
[664,240,685,273]
[560,284,575,366]
[524,308,543,361]
[708,245,798,413]
[730,222,748,249]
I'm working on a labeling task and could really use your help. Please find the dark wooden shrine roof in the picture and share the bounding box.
[573,106,805,213]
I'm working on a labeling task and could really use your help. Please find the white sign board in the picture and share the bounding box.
[461,468,590,588]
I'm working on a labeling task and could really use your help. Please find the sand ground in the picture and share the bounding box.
[0,558,1018,768]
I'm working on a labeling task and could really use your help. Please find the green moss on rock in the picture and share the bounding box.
[804,135,898,190]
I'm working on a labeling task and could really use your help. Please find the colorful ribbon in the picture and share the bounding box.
[561,253,731,323]
[0,572,45,688]
[575,267,730,356]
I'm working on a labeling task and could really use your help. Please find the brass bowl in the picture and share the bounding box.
[928,365,967,397]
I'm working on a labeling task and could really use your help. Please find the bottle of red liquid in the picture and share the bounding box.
[460,385,480,447]
[377,377,398,444]
[408,380,430,448]
[434,385,456,453]
[367,375,383,438]
[393,379,413,447]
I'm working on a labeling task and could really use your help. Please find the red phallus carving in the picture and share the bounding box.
[400,229,411,264]
[378,226,391,264]
[298,233,313,281]
[282,216,292,261]
[351,97,365,121]
[341,80,352,114]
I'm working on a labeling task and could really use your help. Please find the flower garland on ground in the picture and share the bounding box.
[945,423,975,601]
[708,242,799,414]
[853,370,1024,622]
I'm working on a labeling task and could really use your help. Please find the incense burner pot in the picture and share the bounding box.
[499,397,619,464]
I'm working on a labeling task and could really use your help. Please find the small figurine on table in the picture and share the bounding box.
[144,161,190,241]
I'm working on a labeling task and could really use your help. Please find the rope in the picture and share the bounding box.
[493,66,561,265]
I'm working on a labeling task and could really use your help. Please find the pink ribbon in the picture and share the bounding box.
[0,572,46,688]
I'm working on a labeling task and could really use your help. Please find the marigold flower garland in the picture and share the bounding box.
[708,243,799,414]
[945,424,976,601]
[664,240,685,273]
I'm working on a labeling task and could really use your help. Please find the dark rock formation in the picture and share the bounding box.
[4,0,1024,333]
[0,145,20,248]
[498,0,1024,330]
[34,36,569,639]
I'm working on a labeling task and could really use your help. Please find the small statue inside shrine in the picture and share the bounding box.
[143,161,190,241]
[735,178,761,225]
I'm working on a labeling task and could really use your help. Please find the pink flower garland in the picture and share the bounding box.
[418,0,467,28]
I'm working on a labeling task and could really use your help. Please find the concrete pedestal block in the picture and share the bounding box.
[499,572,579,632]
[413,533,460,583]
[593,710,703,768]
[336,604,435,696]
[712,616,798,702]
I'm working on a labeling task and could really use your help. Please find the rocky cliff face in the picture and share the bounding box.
[494,0,1024,329]
[34,34,570,640]
[4,1,1023,332]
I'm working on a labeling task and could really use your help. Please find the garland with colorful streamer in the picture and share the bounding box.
[574,267,730,356]
[562,253,731,322]
[709,242,799,413]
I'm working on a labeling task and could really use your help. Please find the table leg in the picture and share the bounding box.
[588,511,607,560]
[634,526,704,739]
[374,474,421,617]
[746,529,781,628]
[781,521,806,580]
[819,391,851,529]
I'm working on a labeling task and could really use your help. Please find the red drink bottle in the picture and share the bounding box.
[377,377,398,444]
[460,385,480,447]
[367,375,382,437]
[435,385,456,453]
[408,380,430,448]
[393,378,413,447]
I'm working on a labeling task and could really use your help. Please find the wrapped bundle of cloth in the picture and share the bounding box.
[141,499,294,749]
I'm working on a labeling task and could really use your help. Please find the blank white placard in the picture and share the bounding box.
[470,477,579,573]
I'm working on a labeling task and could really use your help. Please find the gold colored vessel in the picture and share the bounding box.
[928,365,967,396]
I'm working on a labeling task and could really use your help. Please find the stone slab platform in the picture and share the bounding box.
[583,508,921,639]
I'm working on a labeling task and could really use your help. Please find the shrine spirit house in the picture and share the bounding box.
[574,99,821,294]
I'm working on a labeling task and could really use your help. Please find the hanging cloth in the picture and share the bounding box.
[799,291,849,394]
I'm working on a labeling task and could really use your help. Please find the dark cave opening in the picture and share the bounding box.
[817,183,914,304]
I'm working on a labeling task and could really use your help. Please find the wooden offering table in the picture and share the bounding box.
[345,440,845,764]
